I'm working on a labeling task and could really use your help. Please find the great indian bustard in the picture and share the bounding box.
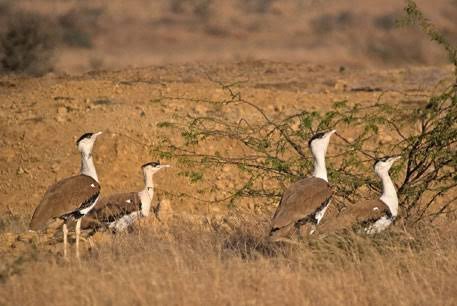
[319,156,401,234]
[269,130,336,241]
[30,132,102,259]
[81,161,170,232]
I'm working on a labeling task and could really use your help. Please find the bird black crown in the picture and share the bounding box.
[142,161,160,168]
[76,133,94,145]
[308,131,327,147]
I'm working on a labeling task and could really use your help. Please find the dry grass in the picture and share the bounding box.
[1,214,456,306]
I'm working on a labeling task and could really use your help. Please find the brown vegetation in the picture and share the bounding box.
[0,12,56,75]
[1,214,457,306]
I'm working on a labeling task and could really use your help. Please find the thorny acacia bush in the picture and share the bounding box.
[153,1,457,224]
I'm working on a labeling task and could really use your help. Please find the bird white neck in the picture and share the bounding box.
[312,154,328,182]
[379,171,398,217]
[80,153,99,182]
[144,172,154,192]
[138,172,154,216]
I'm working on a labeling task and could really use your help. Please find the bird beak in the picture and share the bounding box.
[327,129,337,137]
[391,156,401,163]
[159,165,171,169]
[94,131,103,137]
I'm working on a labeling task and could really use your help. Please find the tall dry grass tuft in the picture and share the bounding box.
[1,214,457,306]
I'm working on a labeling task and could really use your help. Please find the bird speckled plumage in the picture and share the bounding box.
[81,161,170,232]
[30,174,100,231]
[270,177,332,239]
[318,199,391,233]
[81,192,141,230]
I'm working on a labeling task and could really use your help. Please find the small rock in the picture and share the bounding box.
[17,166,26,175]
[194,104,208,114]
[57,106,68,115]
[51,163,60,173]
[247,202,255,211]
[334,80,348,91]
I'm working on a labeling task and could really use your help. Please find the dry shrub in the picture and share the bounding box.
[58,7,102,48]
[0,213,27,234]
[0,0,11,18]
[241,0,275,14]
[1,215,457,305]
[310,10,356,34]
[0,12,56,75]
[169,0,214,21]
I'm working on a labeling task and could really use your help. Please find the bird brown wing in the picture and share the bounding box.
[319,199,390,233]
[81,192,141,229]
[30,175,100,231]
[271,177,332,230]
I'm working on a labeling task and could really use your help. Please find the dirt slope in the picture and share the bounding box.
[0,61,452,233]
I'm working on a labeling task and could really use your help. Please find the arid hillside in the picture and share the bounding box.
[0,0,456,74]
[1,1,457,305]
[0,62,454,230]
[0,33,456,306]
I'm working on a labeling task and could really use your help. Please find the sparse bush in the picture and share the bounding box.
[0,0,11,18]
[310,11,355,34]
[367,34,426,64]
[57,7,102,48]
[193,0,212,20]
[0,12,56,75]
[154,1,457,224]
[374,13,399,31]
[241,0,275,14]
[169,0,186,14]
[400,0,457,79]
[168,0,214,21]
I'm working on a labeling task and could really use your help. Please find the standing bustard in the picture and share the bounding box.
[30,132,102,259]
[269,130,336,241]
[82,161,170,232]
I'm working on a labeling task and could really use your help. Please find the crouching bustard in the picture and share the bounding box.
[318,156,401,235]
[81,161,170,232]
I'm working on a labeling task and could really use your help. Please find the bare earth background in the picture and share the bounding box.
[1,1,457,305]
[1,0,457,73]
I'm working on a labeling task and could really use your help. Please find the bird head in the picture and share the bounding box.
[76,132,102,156]
[308,129,336,158]
[142,161,171,176]
[374,156,401,176]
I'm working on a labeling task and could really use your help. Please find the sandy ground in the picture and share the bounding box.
[0,2,456,305]
[0,62,453,233]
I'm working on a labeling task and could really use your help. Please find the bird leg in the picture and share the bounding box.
[79,236,96,250]
[309,224,317,235]
[63,222,68,259]
[87,236,95,250]
[75,218,81,260]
